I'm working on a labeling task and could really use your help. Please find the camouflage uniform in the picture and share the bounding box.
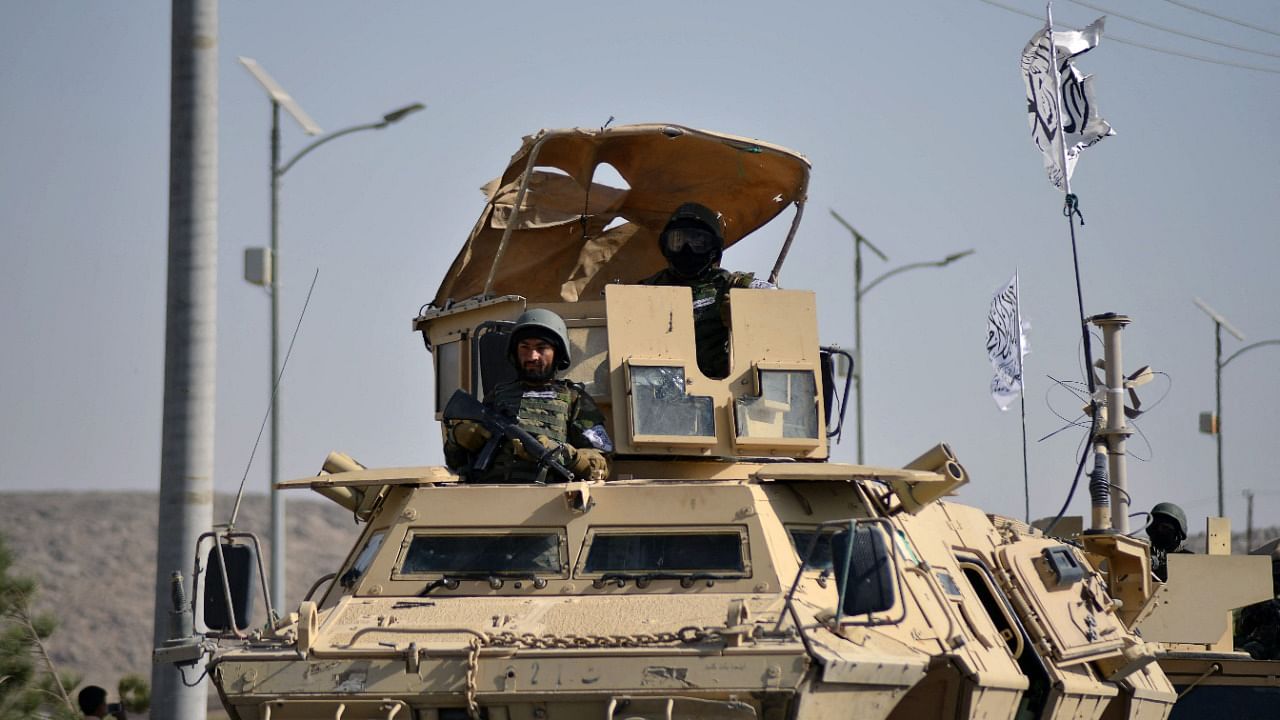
[1237,599,1280,660]
[445,379,612,484]
[641,267,760,379]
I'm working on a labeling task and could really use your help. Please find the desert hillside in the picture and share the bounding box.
[0,491,361,714]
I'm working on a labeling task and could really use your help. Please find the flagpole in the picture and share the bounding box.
[1015,271,1031,523]
[1046,3,1072,200]
[1046,2,1096,401]
[1043,2,1100,534]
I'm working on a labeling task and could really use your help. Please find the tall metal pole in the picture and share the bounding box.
[269,101,285,611]
[1195,298,1245,518]
[1245,489,1254,552]
[853,236,864,465]
[151,1,216,717]
[1215,324,1224,518]
[831,210,972,465]
[237,62,421,611]
[1093,314,1132,534]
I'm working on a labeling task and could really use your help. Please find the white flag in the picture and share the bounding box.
[1021,17,1115,190]
[987,273,1030,411]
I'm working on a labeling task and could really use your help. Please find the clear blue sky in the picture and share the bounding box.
[2,1,1278,535]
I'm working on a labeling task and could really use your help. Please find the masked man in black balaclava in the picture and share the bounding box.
[1147,501,1190,582]
[640,203,773,379]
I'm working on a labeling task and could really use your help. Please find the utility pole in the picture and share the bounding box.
[1194,298,1246,518]
[240,56,423,610]
[1244,489,1254,552]
[150,1,217,718]
[830,209,973,464]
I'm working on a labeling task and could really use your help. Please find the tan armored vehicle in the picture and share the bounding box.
[158,124,1275,720]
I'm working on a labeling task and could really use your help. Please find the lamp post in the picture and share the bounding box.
[831,209,974,464]
[240,56,423,610]
[1195,296,1280,519]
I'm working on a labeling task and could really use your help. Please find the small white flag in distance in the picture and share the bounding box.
[1021,17,1115,190]
[987,273,1030,411]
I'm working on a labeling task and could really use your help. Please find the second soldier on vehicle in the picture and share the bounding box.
[641,202,773,380]
[1147,502,1191,582]
[444,309,612,483]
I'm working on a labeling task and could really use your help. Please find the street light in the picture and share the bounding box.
[240,56,423,610]
[831,209,974,464]
[1194,296,1280,518]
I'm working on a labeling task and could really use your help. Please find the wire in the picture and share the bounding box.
[228,268,321,529]
[1126,418,1154,462]
[1108,481,1133,506]
[1075,329,1101,405]
[1038,374,1089,442]
[1126,511,1153,537]
[974,0,1280,75]
[179,664,209,688]
[1039,379,1090,440]
[1159,0,1280,39]
[1069,0,1280,60]
[1136,370,1174,415]
[1043,423,1095,536]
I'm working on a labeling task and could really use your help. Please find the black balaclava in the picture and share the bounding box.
[660,203,724,279]
[1147,516,1186,553]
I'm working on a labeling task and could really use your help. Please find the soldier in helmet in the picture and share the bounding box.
[640,202,774,380]
[444,309,612,483]
[1147,502,1190,582]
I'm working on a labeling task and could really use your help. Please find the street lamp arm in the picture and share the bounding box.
[277,120,388,176]
[1222,338,1280,369]
[861,249,975,296]
[278,102,423,175]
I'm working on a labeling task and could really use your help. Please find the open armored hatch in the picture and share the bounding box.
[429,123,811,306]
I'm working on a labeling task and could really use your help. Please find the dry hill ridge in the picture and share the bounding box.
[0,490,360,715]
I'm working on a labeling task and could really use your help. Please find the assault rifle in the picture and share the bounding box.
[442,389,575,483]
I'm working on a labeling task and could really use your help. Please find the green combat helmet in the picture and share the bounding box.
[506,308,571,371]
[1150,502,1188,544]
[1149,501,1189,583]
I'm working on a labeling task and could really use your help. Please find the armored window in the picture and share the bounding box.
[434,341,463,412]
[788,527,836,571]
[395,530,566,577]
[338,529,387,591]
[578,527,749,577]
[352,530,386,576]
[628,365,715,439]
[1167,686,1280,717]
[735,369,819,441]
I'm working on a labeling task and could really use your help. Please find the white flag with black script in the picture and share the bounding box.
[987,273,1030,411]
[1021,17,1115,190]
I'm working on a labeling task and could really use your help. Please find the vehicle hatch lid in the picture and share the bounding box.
[432,124,810,305]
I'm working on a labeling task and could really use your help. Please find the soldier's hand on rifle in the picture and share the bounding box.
[572,448,610,481]
[449,420,491,451]
[514,434,561,462]
[513,436,609,481]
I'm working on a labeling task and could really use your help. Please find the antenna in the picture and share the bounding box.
[227,269,320,529]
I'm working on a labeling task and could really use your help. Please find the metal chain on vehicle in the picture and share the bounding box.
[461,626,724,719]
[482,626,722,650]
[465,636,482,720]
